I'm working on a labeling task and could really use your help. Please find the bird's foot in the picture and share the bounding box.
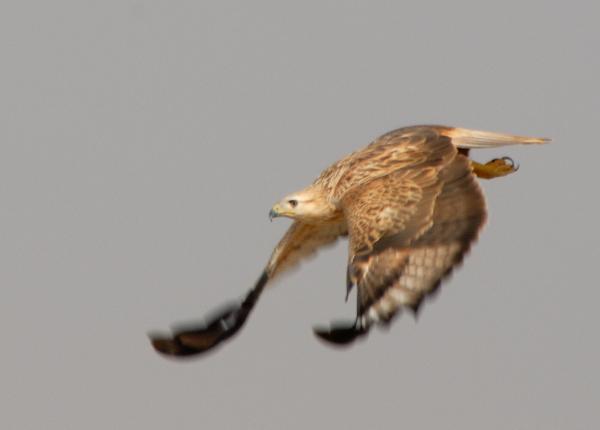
[471,157,519,179]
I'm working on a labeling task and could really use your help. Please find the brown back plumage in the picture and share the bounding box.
[350,152,486,325]
[330,128,486,326]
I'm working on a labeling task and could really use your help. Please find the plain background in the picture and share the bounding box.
[1,1,598,429]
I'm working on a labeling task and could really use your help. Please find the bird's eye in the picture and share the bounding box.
[288,199,298,208]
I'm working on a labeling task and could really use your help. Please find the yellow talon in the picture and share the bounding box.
[471,157,519,179]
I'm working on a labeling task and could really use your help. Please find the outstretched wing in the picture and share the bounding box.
[150,220,346,357]
[351,153,485,326]
[266,219,347,279]
[315,131,486,344]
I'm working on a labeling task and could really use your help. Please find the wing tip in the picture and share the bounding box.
[148,332,196,357]
[312,321,368,347]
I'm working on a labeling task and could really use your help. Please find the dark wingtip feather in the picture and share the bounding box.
[148,271,270,359]
[149,333,199,357]
[408,299,423,319]
[312,321,368,347]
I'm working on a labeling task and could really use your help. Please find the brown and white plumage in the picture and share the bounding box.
[150,125,548,356]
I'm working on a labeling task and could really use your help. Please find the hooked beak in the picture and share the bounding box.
[269,204,282,221]
[269,203,294,221]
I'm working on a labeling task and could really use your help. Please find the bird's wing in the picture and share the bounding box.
[151,219,346,357]
[266,220,347,279]
[315,133,486,344]
[350,153,485,324]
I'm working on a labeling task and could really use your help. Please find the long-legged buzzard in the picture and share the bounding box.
[150,125,548,357]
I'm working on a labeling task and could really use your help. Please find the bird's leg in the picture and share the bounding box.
[471,157,519,179]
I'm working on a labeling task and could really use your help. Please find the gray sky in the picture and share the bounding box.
[1,1,598,429]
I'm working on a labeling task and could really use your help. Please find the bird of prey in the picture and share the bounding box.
[150,125,548,357]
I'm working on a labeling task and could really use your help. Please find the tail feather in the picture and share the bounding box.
[445,127,550,149]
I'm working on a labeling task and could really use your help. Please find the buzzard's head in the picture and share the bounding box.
[270,186,336,222]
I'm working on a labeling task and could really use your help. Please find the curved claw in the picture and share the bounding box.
[474,157,519,180]
[501,156,519,172]
[313,320,368,346]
